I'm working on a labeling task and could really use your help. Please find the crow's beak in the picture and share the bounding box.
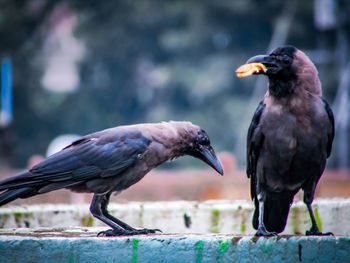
[194,145,224,175]
[236,54,279,78]
[246,54,278,69]
[246,55,278,67]
[246,54,269,64]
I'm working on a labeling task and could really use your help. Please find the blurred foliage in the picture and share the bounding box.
[0,0,349,168]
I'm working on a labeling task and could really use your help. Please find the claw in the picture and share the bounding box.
[97,228,163,237]
[142,228,162,233]
[255,228,278,237]
[97,231,105,237]
[306,230,334,236]
[97,229,125,237]
[138,228,162,234]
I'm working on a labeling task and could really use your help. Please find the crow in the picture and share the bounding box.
[236,46,334,236]
[0,121,223,236]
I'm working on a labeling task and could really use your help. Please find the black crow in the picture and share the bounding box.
[0,121,223,236]
[236,46,334,236]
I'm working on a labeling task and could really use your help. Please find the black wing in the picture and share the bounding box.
[322,98,335,158]
[0,128,151,192]
[247,101,265,200]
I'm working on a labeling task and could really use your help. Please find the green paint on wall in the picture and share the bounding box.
[210,209,220,233]
[68,244,80,263]
[261,237,277,253]
[261,238,267,253]
[217,240,229,260]
[313,205,322,232]
[196,240,204,263]
[132,239,140,263]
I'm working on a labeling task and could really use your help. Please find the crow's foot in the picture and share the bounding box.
[97,228,162,237]
[305,229,333,236]
[255,228,278,237]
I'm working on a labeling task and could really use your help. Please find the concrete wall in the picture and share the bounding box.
[0,200,350,262]
[0,232,349,263]
[0,199,349,235]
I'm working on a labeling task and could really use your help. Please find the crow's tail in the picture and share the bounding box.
[0,170,84,206]
[253,193,294,233]
[0,187,35,206]
[0,171,41,206]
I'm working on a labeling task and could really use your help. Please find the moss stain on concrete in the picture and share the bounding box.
[81,215,94,227]
[210,209,220,233]
[0,213,10,228]
[13,212,23,227]
[240,209,247,234]
[313,205,322,232]
[290,206,301,235]
[12,212,35,228]
[138,204,144,228]
[240,223,246,234]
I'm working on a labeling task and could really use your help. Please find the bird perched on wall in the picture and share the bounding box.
[236,46,334,236]
[0,121,223,236]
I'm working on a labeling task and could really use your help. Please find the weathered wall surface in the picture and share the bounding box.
[0,231,349,263]
[0,199,349,235]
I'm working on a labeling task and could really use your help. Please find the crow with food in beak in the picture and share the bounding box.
[237,46,334,236]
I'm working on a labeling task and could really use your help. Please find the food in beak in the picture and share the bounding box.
[236,62,267,78]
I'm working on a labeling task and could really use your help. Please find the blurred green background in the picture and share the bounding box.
[0,0,349,170]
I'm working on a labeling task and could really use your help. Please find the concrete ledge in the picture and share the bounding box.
[0,228,349,263]
[1,199,350,235]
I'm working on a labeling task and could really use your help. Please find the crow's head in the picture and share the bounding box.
[236,45,320,97]
[245,45,296,79]
[164,121,223,175]
[184,128,224,175]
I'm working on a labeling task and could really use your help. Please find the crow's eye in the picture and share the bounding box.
[196,133,210,145]
[281,55,291,64]
[200,137,210,145]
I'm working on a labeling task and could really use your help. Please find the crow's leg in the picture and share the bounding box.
[90,193,161,237]
[303,181,333,236]
[255,189,277,237]
[100,192,135,231]
[100,192,161,234]
[90,193,128,235]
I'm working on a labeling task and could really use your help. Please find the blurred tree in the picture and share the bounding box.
[0,0,60,166]
[0,0,348,170]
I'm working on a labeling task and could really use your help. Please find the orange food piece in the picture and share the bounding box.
[236,63,267,78]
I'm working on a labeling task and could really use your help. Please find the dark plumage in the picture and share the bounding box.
[0,121,223,236]
[241,46,334,236]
